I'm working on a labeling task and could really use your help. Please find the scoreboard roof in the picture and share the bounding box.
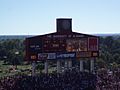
[26,31,98,40]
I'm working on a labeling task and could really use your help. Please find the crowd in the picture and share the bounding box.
[96,69,120,90]
[0,69,96,90]
[1,68,120,90]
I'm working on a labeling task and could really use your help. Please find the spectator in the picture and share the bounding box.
[0,69,96,90]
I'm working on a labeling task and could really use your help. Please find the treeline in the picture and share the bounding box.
[0,39,24,65]
[98,36,120,69]
[0,36,120,69]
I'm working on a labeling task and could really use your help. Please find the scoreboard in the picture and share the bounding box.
[25,32,99,61]
[43,38,66,52]
[25,18,99,61]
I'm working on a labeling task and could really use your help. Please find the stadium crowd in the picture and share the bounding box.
[0,69,96,90]
[96,69,120,90]
[0,69,120,90]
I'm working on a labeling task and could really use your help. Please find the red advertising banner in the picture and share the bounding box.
[88,37,98,51]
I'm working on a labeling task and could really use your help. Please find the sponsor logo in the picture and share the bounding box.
[47,53,56,59]
[56,52,76,59]
[38,53,56,60]
[31,55,37,59]
[76,52,91,58]
[38,53,48,60]
[92,52,98,57]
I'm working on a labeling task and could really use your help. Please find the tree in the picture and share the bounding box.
[96,58,106,68]
[36,63,44,73]
[99,36,120,68]
[0,39,24,65]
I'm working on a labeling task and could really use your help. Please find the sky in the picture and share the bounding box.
[0,0,120,35]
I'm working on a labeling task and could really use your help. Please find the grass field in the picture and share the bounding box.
[0,61,57,77]
[0,61,31,77]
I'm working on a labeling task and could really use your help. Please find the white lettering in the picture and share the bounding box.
[53,35,67,38]
[57,53,75,58]
[75,35,84,37]
[47,35,52,38]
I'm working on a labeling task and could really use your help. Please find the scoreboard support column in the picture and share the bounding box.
[64,60,68,69]
[32,61,36,76]
[90,58,94,73]
[80,60,83,72]
[45,60,48,74]
[68,60,72,69]
[57,60,61,73]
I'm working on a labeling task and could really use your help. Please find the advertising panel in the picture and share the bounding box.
[56,52,76,59]
[30,55,37,60]
[91,51,99,57]
[38,53,48,60]
[28,39,43,53]
[38,53,56,60]
[88,37,98,51]
[46,53,56,59]
[38,52,76,60]
[76,52,91,58]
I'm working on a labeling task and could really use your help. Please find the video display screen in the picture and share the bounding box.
[66,38,88,52]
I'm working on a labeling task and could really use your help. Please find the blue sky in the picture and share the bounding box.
[0,0,120,35]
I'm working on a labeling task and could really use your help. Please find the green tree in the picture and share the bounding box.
[0,39,24,65]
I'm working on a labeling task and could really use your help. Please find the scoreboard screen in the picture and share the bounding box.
[66,38,88,52]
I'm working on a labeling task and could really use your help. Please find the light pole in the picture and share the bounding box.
[3,56,7,64]
[14,51,19,69]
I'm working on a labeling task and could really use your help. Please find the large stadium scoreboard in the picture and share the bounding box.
[25,19,99,61]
